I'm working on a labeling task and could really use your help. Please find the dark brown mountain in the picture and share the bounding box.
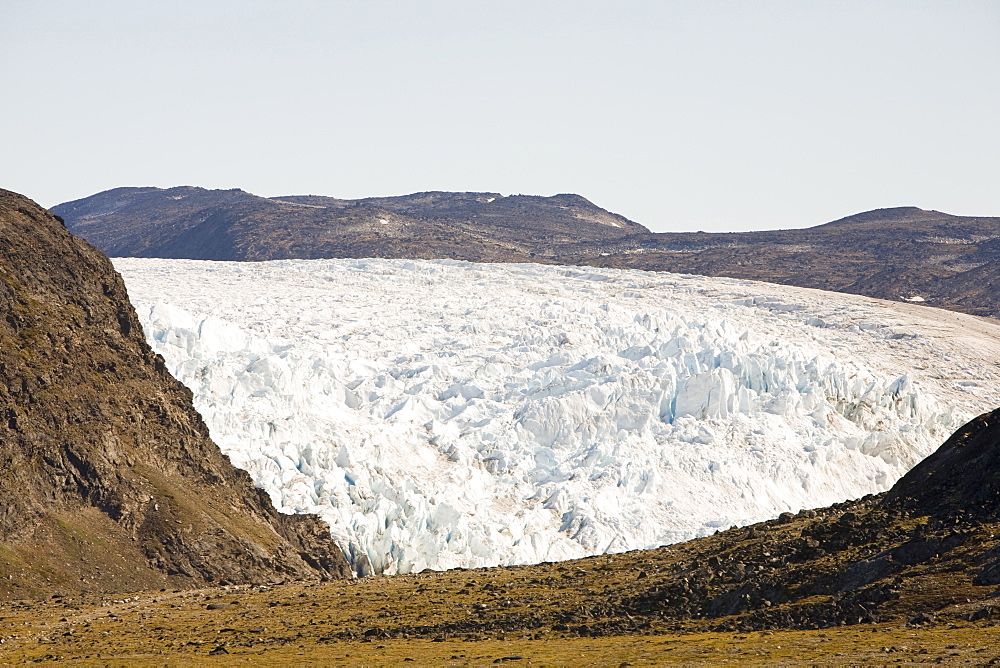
[569,206,1000,318]
[0,189,351,601]
[53,186,645,262]
[55,189,1000,319]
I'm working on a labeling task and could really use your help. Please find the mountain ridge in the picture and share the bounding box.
[572,205,1000,318]
[54,185,646,263]
[816,206,954,228]
[55,187,1000,318]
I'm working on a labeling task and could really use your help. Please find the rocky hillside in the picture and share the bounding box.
[571,206,1000,318]
[0,189,351,600]
[53,186,645,262]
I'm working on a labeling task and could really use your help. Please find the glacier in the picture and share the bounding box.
[114,258,1000,576]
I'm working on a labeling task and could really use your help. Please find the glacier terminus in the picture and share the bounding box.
[114,258,1000,576]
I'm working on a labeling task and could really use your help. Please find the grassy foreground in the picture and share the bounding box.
[1,575,999,665]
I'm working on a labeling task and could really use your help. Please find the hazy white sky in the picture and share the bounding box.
[2,1,997,232]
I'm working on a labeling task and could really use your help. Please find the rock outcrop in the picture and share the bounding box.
[0,189,350,600]
[883,408,1000,521]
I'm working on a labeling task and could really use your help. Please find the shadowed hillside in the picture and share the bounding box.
[0,189,350,600]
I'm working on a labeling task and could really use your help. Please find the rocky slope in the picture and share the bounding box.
[572,206,1000,318]
[0,189,351,600]
[53,186,645,262]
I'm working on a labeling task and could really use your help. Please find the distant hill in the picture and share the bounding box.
[570,206,1000,318]
[0,189,350,600]
[53,186,646,262]
[55,188,1000,318]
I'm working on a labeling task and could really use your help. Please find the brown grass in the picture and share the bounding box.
[2,565,999,665]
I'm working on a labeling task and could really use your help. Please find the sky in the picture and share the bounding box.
[2,1,997,233]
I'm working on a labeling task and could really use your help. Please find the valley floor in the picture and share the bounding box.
[2,574,998,665]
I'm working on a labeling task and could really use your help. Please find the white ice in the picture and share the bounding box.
[114,258,1000,576]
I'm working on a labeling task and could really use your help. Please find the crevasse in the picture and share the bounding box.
[114,258,1000,576]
